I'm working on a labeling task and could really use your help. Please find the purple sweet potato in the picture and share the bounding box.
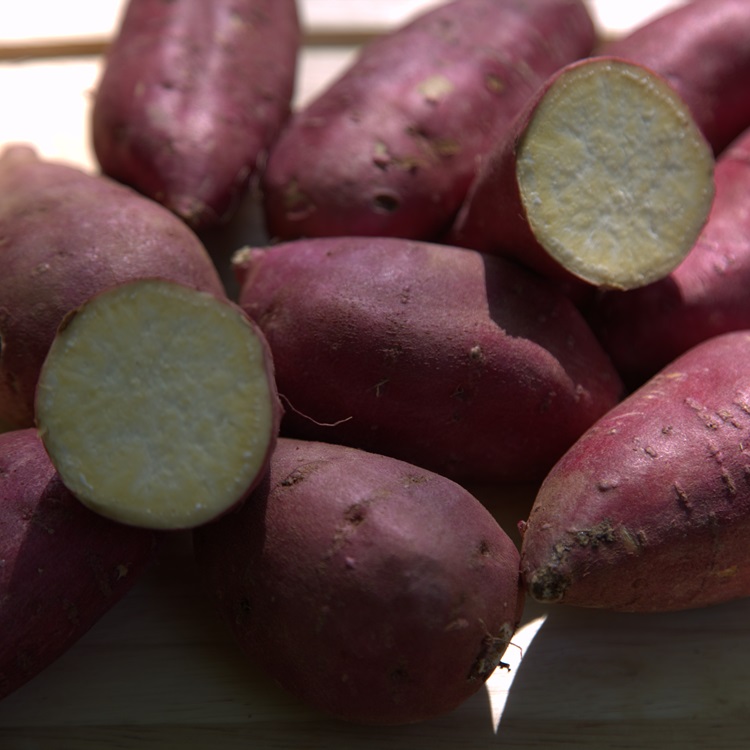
[449,56,715,290]
[520,330,750,612]
[587,126,750,388]
[600,0,750,155]
[0,144,225,430]
[233,236,623,483]
[92,0,300,229]
[261,0,596,241]
[0,428,157,700]
[193,437,524,725]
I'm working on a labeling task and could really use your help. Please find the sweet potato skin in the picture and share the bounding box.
[448,56,715,288]
[0,428,157,700]
[193,437,524,725]
[92,0,300,229]
[600,0,750,154]
[447,63,567,281]
[519,331,750,612]
[587,127,750,388]
[0,145,225,429]
[234,236,623,483]
[261,0,595,241]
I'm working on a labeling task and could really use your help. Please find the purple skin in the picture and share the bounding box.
[0,428,157,700]
[261,0,596,241]
[0,145,226,429]
[234,235,623,484]
[193,437,525,725]
[520,330,750,613]
[92,0,300,229]
[600,0,750,155]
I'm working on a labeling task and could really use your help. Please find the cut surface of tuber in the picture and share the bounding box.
[517,57,715,289]
[35,279,278,530]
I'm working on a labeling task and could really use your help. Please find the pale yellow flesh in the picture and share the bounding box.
[36,280,275,530]
[516,58,715,290]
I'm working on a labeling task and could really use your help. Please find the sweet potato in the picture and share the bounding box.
[0,144,225,430]
[193,437,524,725]
[0,428,157,700]
[586,126,750,388]
[35,278,281,530]
[261,0,596,241]
[92,0,300,229]
[233,236,623,483]
[600,0,750,155]
[519,330,750,612]
[449,56,715,290]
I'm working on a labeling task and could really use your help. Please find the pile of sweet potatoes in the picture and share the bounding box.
[4,0,750,728]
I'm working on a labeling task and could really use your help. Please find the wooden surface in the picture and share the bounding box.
[5,1,745,747]
[2,484,750,749]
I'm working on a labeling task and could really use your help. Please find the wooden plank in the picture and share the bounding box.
[0,29,381,62]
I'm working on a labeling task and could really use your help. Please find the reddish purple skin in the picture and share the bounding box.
[0,146,226,429]
[600,0,750,155]
[193,437,524,725]
[447,59,570,280]
[234,236,623,483]
[92,0,300,229]
[520,331,750,612]
[261,0,595,242]
[587,127,750,389]
[448,55,704,289]
[0,429,158,700]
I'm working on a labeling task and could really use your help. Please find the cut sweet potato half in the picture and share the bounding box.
[35,279,280,530]
[451,56,716,290]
